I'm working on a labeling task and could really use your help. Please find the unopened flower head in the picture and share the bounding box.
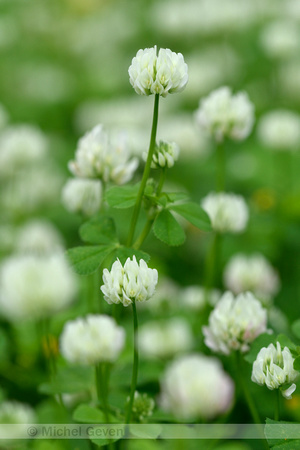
[0,253,77,321]
[139,318,193,359]
[127,391,155,423]
[160,354,234,420]
[16,220,64,255]
[201,192,249,234]
[203,291,268,355]
[143,140,180,169]
[60,315,125,365]
[129,46,188,97]
[101,256,158,307]
[224,253,280,303]
[68,124,138,184]
[0,125,48,175]
[61,178,102,217]
[251,342,298,399]
[195,86,254,142]
[257,110,300,151]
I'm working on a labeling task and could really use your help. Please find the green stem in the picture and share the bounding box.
[236,352,261,425]
[204,232,221,295]
[95,364,110,423]
[274,390,280,421]
[127,94,160,247]
[125,300,139,423]
[216,141,225,192]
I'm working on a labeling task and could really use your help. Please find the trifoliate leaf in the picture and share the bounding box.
[79,215,118,245]
[169,202,212,231]
[105,183,140,208]
[153,209,185,246]
[66,245,115,275]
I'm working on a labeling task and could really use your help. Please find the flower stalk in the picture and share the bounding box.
[125,299,139,423]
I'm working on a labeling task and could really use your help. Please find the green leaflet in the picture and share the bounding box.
[169,201,212,232]
[153,209,185,246]
[79,215,118,245]
[66,245,116,275]
[105,183,140,208]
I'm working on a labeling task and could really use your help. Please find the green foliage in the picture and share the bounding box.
[79,216,118,245]
[73,403,118,424]
[153,209,185,246]
[291,319,300,340]
[265,418,300,448]
[106,183,140,208]
[128,424,162,439]
[293,356,300,371]
[39,367,93,395]
[244,333,276,364]
[276,334,298,354]
[168,201,212,231]
[66,245,116,275]
[109,246,150,265]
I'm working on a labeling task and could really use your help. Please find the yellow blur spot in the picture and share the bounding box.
[285,394,300,411]
[42,334,59,359]
[252,188,276,211]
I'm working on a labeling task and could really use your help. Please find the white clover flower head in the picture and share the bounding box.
[260,21,300,60]
[68,124,138,184]
[139,318,193,359]
[129,46,188,97]
[257,110,300,151]
[128,391,155,423]
[101,256,158,307]
[143,140,180,169]
[203,291,268,355]
[0,253,77,321]
[60,314,125,365]
[251,342,298,399]
[0,401,36,440]
[16,220,64,255]
[0,125,48,175]
[160,354,234,420]
[180,285,221,310]
[224,253,280,304]
[201,191,249,234]
[195,86,254,142]
[61,178,102,217]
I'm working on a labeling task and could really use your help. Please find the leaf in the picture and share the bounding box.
[244,333,276,364]
[90,425,125,447]
[277,334,298,353]
[165,192,189,203]
[169,202,212,232]
[79,216,118,245]
[292,319,300,339]
[73,404,118,424]
[66,245,115,275]
[294,356,300,371]
[39,367,93,395]
[265,418,300,448]
[109,246,150,266]
[128,424,162,439]
[153,209,185,246]
[106,184,139,209]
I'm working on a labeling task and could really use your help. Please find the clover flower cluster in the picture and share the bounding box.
[143,140,180,169]
[251,342,298,399]
[160,354,234,420]
[101,256,158,307]
[203,291,268,355]
[201,192,249,234]
[139,318,193,359]
[0,253,77,321]
[224,253,280,304]
[61,178,102,217]
[129,46,188,97]
[257,110,300,151]
[15,220,64,255]
[69,125,138,184]
[195,86,254,142]
[129,391,155,423]
[60,315,125,365]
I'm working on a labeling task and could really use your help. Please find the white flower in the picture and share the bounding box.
[68,124,138,184]
[203,291,268,355]
[143,140,180,169]
[139,318,193,359]
[160,354,234,420]
[16,220,64,255]
[224,253,280,304]
[257,110,300,151]
[201,192,249,234]
[0,125,47,175]
[61,178,102,217]
[0,253,77,321]
[180,285,221,310]
[0,401,36,439]
[129,46,188,97]
[260,21,300,60]
[101,256,158,307]
[195,86,254,142]
[60,315,125,365]
[251,342,298,399]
